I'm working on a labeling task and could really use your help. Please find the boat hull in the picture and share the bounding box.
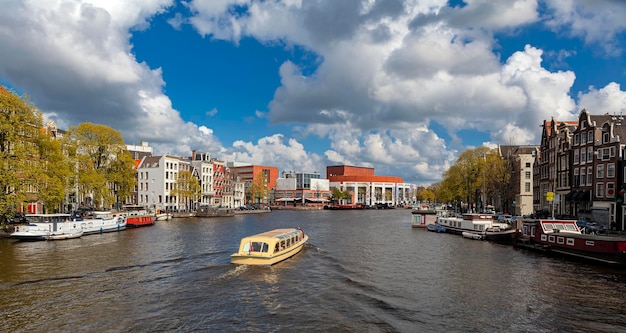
[125,215,154,227]
[485,229,520,243]
[517,219,626,266]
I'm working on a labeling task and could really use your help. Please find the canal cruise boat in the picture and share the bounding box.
[516,219,626,266]
[231,228,308,266]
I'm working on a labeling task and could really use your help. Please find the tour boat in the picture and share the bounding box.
[411,209,437,228]
[10,214,84,241]
[122,205,154,227]
[77,211,126,234]
[436,212,518,242]
[231,228,308,266]
[516,219,626,266]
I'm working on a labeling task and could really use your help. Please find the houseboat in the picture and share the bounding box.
[231,228,308,266]
[10,214,83,241]
[516,219,626,266]
[437,213,516,240]
[78,211,126,234]
[411,209,437,228]
[122,205,154,227]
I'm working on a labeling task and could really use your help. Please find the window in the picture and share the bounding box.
[525,182,531,192]
[581,132,587,143]
[574,149,579,164]
[574,133,579,145]
[581,149,586,163]
[603,132,610,143]
[611,146,616,157]
[588,130,593,143]
[597,164,605,178]
[580,167,585,185]
[607,183,615,198]
[596,183,604,198]
[587,168,593,185]
[526,162,531,167]
[588,147,593,161]
[574,168,580,186]
[525,171,531,179]
[608,163,615,178]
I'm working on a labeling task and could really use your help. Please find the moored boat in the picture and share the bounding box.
[516,219,626,266]
[10,214,83,241]
[411,209,437,228]
[77,211,126,234]
[485,225,520,243]
[436,213,511,241]
[426,223,446,233]
[122,205,154,227]
[154,210,172,221]
[231,228,308,266]
[462,231,484,240]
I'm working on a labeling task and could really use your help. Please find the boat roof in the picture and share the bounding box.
[241,228,301,242]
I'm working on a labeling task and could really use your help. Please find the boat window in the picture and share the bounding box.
[565,224,576,231]
[249,242,267,252]
[555,224,565,230]
[280,240,285,250]
[274,243,280,252]
[286,239,291,247]
[543,223,554,231]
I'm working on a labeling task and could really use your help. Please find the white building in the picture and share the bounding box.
[137,154,186,212]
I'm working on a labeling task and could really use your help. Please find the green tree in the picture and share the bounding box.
[171,170,201,211]
[65,123,136,210]
[438,147,506,211]
[0,87,43,221]
[248,171,268,204]
[34,133,71,213]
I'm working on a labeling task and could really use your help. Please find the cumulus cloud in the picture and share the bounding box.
[1,0,625,185]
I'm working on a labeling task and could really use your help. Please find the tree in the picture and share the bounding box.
[65,123,136,209]
[438,147,507,212]
[171,170,201,211]
[34,133,71,213]
[0,87,43,221]
[248,171,268,204]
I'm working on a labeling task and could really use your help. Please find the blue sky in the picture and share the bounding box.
[1,0,625,185]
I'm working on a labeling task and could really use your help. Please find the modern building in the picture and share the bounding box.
[326,165,411,206]
[229,165,280,204]
[274,171,331,206]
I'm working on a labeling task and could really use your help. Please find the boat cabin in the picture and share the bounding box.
[238,228,305,256]
[411,209,437,228]
[520,219,581,242]
[437,213,495,232]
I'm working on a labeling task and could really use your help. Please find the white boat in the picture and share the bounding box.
[436,213,511,240]
[154,211,172,221]
[10,214,84,241]
[76,211,126,234]
[231,228,308,266]
[462,231,484,240]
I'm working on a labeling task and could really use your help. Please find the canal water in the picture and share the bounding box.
[2,209,626,332]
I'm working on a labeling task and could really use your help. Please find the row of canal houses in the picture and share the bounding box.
[535,109,626,230]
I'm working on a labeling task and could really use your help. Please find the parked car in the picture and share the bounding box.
[12,213,27,224]
[576,220,607,234]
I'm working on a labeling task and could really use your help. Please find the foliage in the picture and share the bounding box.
[331,187,352,202]
[415,187,435,202]
[65,123,136,209]
[438,147,510,211]
[248,171,268,204]
[0,87,43,221]
[171,170,201,211]
[34,133,71,213]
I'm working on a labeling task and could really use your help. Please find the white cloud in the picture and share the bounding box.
[2,0,625,186]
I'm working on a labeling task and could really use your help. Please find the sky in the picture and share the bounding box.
[1,0,625,185]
